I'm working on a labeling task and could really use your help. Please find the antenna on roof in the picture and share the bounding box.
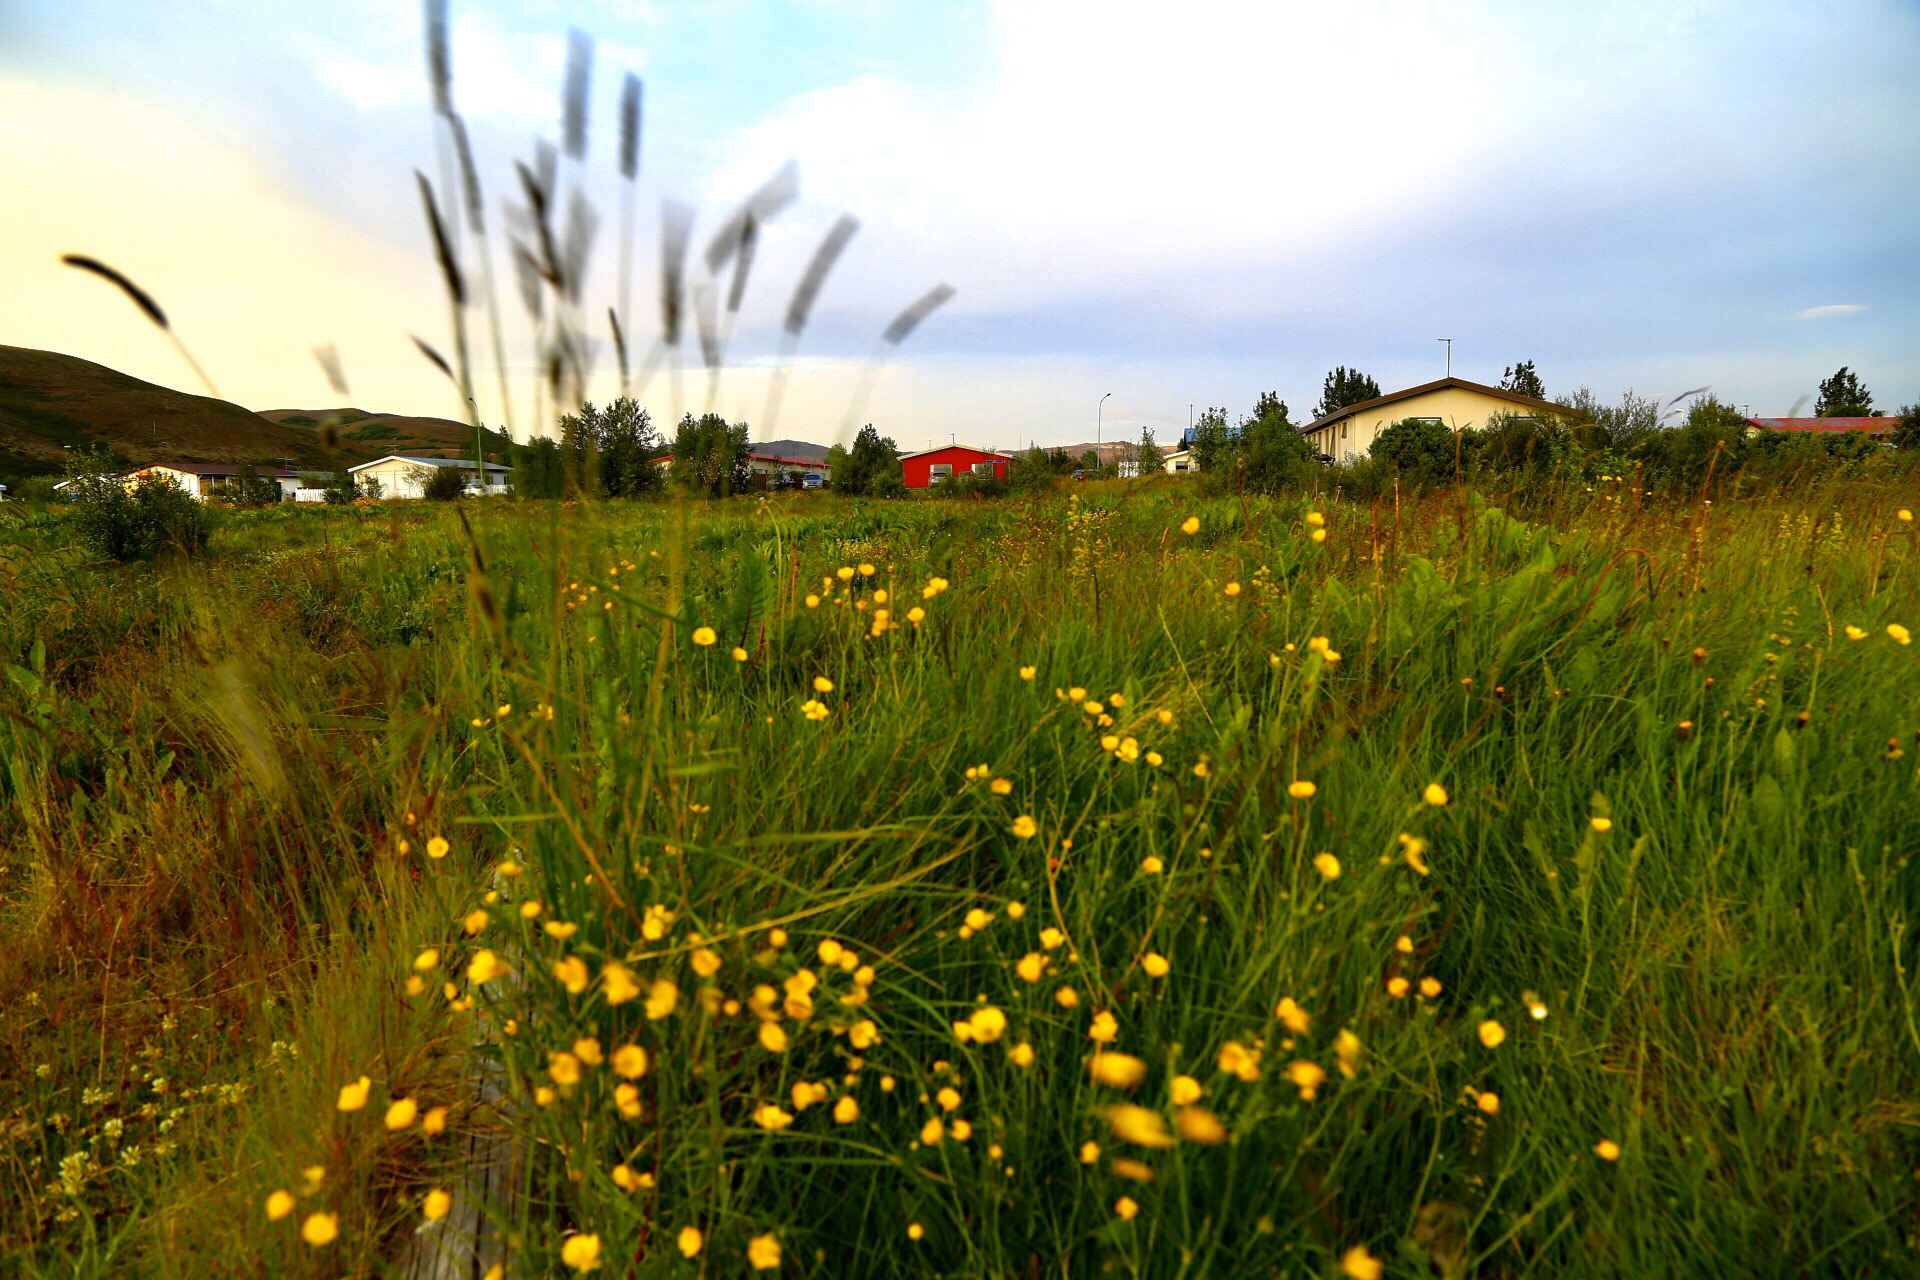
[1437,338,1452,378]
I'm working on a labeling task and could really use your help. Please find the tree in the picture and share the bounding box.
[513,437,564,499]
[669,413,750,496]
[1136,425,1164,478]
[422,464,467,501]
[552,398,665,498]
[226,461,282,505]
[1370,417,1461,483]
[1312,367,1381,421]
[66,447,207,561]
[1500,360,1545,400]
[1814,367,1874,417]
[1077,449,1100,475]
[1188,407,1232,472]
[1893,404,1920,450]
[829,425,904,496]
[1237,396,1314,492]
[322,461,357,505]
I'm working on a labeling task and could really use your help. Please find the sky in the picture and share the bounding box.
[1,0,1916,451]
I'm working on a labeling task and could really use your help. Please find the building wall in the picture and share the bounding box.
[901,447,1008,489]
[355,459,438,499]
[1304,388,1569,463]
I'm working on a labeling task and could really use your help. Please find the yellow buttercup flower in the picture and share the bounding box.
[413,949,440,972]
[1040,927,1065,950]
[907,606,926,624]
[936,1086,962,1112]
[644,979,679,1020]
[1115,1196,1139,1220]
[908,1222,925,1240]
[968,1006,1008,1042]
[548,1053,582,1086]
[1090,1053,1147,1087]
[423,1106,448,1135]
[1089,1010,1120,1043]
[1341,1245,1383,1280]
[813,675,834,693]
[1311,527,1328,543]
[691,626,716,646]
[1420,977,1443,998]
[1180,516,1200,535]
[1595,1139,1621,1161]
[1217,1040,1261,1081]
[1080,1139,1101,1164]
[466,950,510,984]
[1590,816,1612,832]
[1478,1020,1507,1048]
[1224,582,1241,597]
[545,921,580,940]
[463,909,489,936]
[748,1234,782,1270]
[602,964,641,1006]
[1275,997,1311,1034]
[1890,624,1912,645]
[759,1021,790,1053]
[611,1164,645,1191]
[834,1095,859,1123]
[615,1083,643,1119]
[1286,1059,1326,1100]
[1108,1104,1174,1148]
[678,1226,704,1257]
[1010,815,1038,839]
[1306,511,1325,526]
[1386,976,1410,998]
[301,1212,339,1246]
[1010,1042,1035,1066]
[1313,853,1341,879]
[553,956,589,994]
[560,1233,602,1272]
[426,836,450,859]
[1020,665,1037,680]
[1288,780,1316,799]
[1476,1090,1500,1115]
[920,1117,945,1145]
[572,1038,603,1066]
[691,948,722,977]
[384,1097,418,1130]
[1005,900,1026,919]
[336,1076,372,1112]
[1140,855,1164,875]
[612,1044,648,1079]
[519,900,542,919]
[1176,1106,1226,1144]
[535,1086,556,1107]
[1423,783,1449,806]
[1056,985,1081,1009]
[1170,1075,1202,1105]
[849,1019,879,1049]
[732,646,749,661]
[1846,625,1868,641]
[1141,952,1169,977]
[265,1189,294,1220]
[423,1188,451,1221]
[754,1104,794,1131]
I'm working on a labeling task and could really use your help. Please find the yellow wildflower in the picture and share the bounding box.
[1341,1245,1383,1280]
[678,1226,703,1257]
[1286,1059,1326,1100]
[265,1189,294,1220]
[1386,976,1410,998]
[691,948,722,977]
[1141,952,1169,977]
[1090,1053,1147,1087]
[920,1117,945,1145]
[423,1188,451,1221]
[1180,516,1199,535]
[519,901,542,919]
[611,1164,645,1191]
[615,1083,642,1119]
[1275,997,1311,1034]
[1170,1075,1203,1105]
[691,626,716,646]
[1010,814,1038,839]
[1847,625,1868,641]
[1313,853,1341,879]
[463,909,489,936]
[1089,1011,1119,1043]
[1056,986,1081,1008]
[732,646,749,661]
[1890,624,1911,645]
[1420,977,1443,998]
[1224,581,1241,596]
[422,1106,448,1135]
[759,1022,790,1053]
[1423,783,1449,806]
[1115,1196,1139,1220]
[1591,816,1612,832]
[336,1076,371,1112]
[748,1234,782,1270]
[553,956,589,994]
[834,1095,859,1124]
[413,949,440,972]
[1176,1106,1227,1144]
[754,1104,794,1131]
[1478,1020,1507,1048]
[1020,665,1037,680]
[301,1212,339,1247]
[849,1019,879,1049]
[1288,780,1316,799]
[1595,1139,1621,1160]
[602,964,641,1006]
[545,921,580,940]
[384,1097,418,1130]
[427,836,450,859]
[534,1086,555,1107]
[908,1222,924,1240]
[968,1006,1008,1043]
[907,606,926,624]
[644,979,679,1020]
[1010,1042,1035,1065]
[572,1038,603,1066]
[466,950,510,985]
[1217,1041,1261,1081]
[1477,1090,1500,1114]
[1040,927,1065,950]
[560,1233,601,1272]
[548,1053,581,1087]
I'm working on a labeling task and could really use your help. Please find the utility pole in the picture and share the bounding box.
[1437,338,1452,378]
[1098,392,1112,469]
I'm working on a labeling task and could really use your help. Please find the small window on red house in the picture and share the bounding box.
[929,464,953,482]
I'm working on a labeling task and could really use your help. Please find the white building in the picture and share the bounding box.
[347,455,510,499]
[126,463,302,500]
[1161,450,1194,474]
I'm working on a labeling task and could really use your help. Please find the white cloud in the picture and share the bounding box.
[1797,304,1866,319]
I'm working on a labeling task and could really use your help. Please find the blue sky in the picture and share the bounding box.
[2,0,1916,448]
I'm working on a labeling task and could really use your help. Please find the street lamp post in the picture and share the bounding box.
[1437,338,1452,378]
[1098,392,1112,472]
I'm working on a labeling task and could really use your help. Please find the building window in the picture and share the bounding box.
[928,463,953,482]
[1411,417,1443,425]
[971,461,995,475]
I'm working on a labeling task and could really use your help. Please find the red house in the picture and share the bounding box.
[900,445,1012,489]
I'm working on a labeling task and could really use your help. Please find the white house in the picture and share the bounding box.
[1299,377,1573,464]
[1161,449,1194,474]
[347,455,510,499]
[126,463,302,500]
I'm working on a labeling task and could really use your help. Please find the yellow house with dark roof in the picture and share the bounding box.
[1300,377,1573,463]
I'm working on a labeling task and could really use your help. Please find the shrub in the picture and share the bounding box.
[1370,417,1466,485]
[68,473,208,561]
[422,465,467,502]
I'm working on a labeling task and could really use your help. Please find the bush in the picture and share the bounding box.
[11,477,61,504]
[1370,417,1466,485]
[422,465,467,502]
[69,473,208,561]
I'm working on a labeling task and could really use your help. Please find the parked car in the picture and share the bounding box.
[801,473,824,490]
[769,473,798,491]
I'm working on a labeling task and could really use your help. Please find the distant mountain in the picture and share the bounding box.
[0,346,350,480]
[258,408,503,461]
[753,438,831,462]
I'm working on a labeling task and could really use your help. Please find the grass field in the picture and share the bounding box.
[2,476,1918,1278]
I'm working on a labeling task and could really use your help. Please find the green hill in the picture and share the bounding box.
[0,346,353,480]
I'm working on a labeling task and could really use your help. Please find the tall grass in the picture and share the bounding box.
[1,479,1917,1276]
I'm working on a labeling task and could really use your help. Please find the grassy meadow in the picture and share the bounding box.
[2,476,1918,1278]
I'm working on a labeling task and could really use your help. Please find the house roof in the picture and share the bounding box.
[138,462,300,477]
[1745,416,1899,435]
[348,454,510,474]
[1300,377,1568,434]
[898,445,1012,462]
